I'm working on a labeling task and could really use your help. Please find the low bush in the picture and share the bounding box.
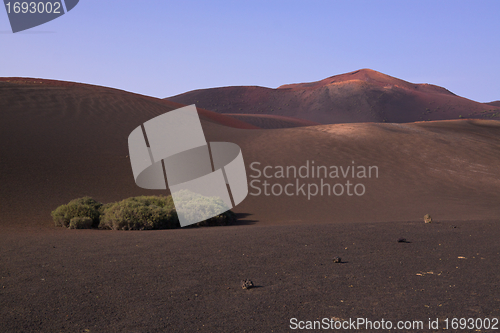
[51,196,102,228]
[52,194,236,230]
[98,195,179,230]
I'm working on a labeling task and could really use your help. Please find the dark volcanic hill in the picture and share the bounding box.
[166,69,500,124]
[0,78,258,227]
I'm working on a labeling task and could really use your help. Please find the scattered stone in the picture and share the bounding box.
[397,238,407,243]
[424,214,432,223]
[241,279,254,290]
[333,257,342,263]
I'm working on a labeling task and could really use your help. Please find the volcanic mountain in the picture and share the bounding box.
[166,69,500,125]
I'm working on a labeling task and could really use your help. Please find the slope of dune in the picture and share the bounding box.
[166,69,500,124]
[226,119,500,223]
[225,113,320,129]
[0,78,259,130]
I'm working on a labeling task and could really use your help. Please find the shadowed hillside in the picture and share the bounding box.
[0,78,257,227]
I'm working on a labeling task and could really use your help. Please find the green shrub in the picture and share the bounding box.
[69,217,93,229]
[52,194,236,230]
[99,195,179,230]
[98,202,115,215]
[51,196,102,228]
[122,195,175,210]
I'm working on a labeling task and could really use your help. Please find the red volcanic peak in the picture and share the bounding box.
[278,69,410,90]
[166,69,500,125]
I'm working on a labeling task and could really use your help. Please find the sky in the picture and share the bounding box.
[1,0,499,103]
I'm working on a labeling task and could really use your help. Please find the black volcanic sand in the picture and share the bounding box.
[1,220,499,332]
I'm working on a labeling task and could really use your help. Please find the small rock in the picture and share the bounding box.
[241,279,254,290]
[397,238,407,243]
[333,257,342,263]
[424,214,432,223]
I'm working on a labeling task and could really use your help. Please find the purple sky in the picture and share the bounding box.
[1,0,499,102]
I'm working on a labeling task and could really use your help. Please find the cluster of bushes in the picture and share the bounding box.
[51,194,236,230]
